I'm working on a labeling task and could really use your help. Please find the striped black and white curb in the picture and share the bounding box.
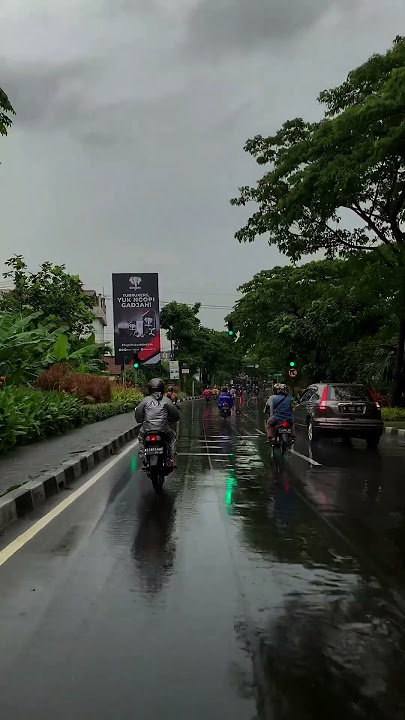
[0,395,203,535]
[384,426,405,439]
[0,426,140,535]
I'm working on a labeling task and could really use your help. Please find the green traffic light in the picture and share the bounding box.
[289,361,295,367]
[134,363,139,369]
[228,330,234,336]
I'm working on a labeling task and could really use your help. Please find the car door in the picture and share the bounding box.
[307,389,321,419]
[294,388,316,427]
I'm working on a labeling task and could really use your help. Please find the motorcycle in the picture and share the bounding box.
[144,432,174,493]
[219,402,231,419]
[273,420,293,454]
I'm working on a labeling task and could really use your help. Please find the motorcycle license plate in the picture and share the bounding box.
[281,428,292,434]
[145,447,164,455]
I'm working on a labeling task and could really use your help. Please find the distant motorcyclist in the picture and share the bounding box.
[203,387,212,403]
[229,386,236,400]
[135,378,180,467]
[217,386,234,411]
[212,385,219,399]
[166,385,178,405]
[264,383,294,443]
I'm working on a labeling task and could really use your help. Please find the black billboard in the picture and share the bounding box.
[112,274,161,365]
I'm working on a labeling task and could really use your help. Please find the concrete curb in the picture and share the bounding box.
[384,426,405,439]
[0,395,203,536]
[0,425,139,536]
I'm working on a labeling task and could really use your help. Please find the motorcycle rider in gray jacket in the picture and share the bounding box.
[135,378,180,465]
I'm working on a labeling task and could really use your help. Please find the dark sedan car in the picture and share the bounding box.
[294,383,384,447]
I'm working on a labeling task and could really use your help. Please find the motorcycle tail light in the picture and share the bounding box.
[282,421,290,428]
[149,434,161,443]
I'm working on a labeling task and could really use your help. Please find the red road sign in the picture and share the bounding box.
[288,368,298,378]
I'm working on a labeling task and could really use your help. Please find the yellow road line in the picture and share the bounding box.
[0,440,139,569]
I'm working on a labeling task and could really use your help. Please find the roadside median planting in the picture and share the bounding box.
[0,387,83,454]
[0,384,144,455]
[37,363,112,403]
[81,388,144,424]
[382,408,405,422]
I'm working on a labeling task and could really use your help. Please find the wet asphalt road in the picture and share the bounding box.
[0,397,405,719]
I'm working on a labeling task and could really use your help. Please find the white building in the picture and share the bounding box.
[84,290,107,344]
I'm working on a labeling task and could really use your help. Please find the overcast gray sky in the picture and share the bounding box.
[1,0,404,343]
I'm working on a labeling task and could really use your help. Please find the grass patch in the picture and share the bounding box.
[382,407,405,422]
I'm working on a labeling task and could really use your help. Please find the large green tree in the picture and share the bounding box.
[160,301,242,382]
[160,301,202,375]
[228,254,398,387]
[1,255,95,338]
[231,37,405,404]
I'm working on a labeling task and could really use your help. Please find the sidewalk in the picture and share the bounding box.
[0,411,137,497]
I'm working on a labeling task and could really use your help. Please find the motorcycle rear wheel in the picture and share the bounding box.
[150,465,164,493]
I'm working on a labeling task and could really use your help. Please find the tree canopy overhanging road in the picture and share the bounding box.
[231,36,405,405]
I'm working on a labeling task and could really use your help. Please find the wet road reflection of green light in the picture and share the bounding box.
[226,477,237,510]
[131,456,138,472]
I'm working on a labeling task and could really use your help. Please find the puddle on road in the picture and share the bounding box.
[222,433,405,720]
[105,403,405,720]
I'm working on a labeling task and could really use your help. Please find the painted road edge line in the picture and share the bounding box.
[290,448,321,466]
[0,439,139,569]
[0,425,140,536]
[0,396,205,537]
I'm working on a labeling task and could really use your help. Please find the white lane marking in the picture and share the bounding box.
[0,440,139,569]
[245,425,322,466]
[177,452,232,457]
[290,448,321,466]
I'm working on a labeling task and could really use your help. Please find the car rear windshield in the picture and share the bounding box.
[328,386,372,401]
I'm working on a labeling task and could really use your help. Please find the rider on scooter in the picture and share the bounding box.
[217,386,234,411]
[264,383,295,443]
[136,378,180,467]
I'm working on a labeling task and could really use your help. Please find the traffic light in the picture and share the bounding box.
[133,353,140,369]
[289,360,296,368]
[227,320,234,337]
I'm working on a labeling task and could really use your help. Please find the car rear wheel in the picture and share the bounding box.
[366,433,381,449]
[307,418,320,443]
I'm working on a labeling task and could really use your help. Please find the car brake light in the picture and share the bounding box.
[368,387,381,409]
[318,387,328,411]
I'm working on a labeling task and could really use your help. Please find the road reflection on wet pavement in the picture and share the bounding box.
[0,397,404,719]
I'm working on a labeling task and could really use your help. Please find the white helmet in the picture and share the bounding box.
[274,383,288,394]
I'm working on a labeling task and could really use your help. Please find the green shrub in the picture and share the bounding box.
[81,402,124,424]
[382,407,405,422]
[0,387,83,454]
[112,387,144,410]
[0,385,144,455]
[81,389,143,425]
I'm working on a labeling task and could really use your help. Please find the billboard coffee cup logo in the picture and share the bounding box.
[129,276,142,290]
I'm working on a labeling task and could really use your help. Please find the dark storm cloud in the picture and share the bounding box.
[1,59,103,128]
[186,0,356,55]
